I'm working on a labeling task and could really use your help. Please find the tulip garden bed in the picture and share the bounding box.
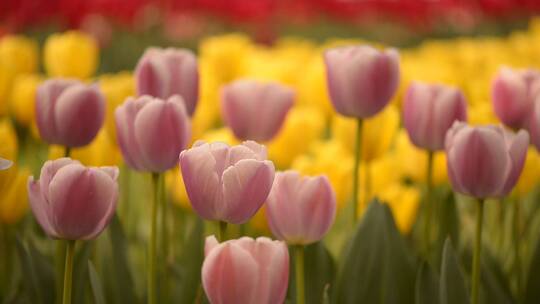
[2,6,540,304]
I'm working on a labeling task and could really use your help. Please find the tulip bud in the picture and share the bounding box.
[221,79,294,142]
[44,31,99,79]
[36,79,105,147]
[202,235,289,304]
[179,141,275,224]
[135,47,199,115]
[445,122,529,198]
[403,82,467,151]
[27,158,119,240]
[115,95,191,172]
[323,45,400,118]
[266,171,336,245]
[492,67,540,129]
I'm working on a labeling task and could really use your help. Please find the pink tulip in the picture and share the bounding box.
[445,122,529,198]
[179,141,275,224]
[27,158,119,240]
[221,79,294,142]
[492,67,540,129]
[323,45,400,118]
[115,95,190,172]
[403,82,467,151]
[202,235,289,304]
[135,47,199,116]
[266,171,336,245]
[0,157,12,170]
[528,98,540,151]
[36,79,105,147]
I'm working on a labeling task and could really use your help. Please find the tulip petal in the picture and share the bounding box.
[28,177,58,238]
[40,158,80,203]
[0,157,13,170]
[115,96,151,170]
[222,159,275,224]
[499,129,529,196]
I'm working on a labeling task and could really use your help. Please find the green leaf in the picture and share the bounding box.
[439,238,469,304]
[171,217,204,303]
[525,237,540,304]
[88,261,106,304]
[415,261,439,304]
[72,242,92,303]
[107,215,137,304]
[334,199,416,304]
[14,237,55,304]
[433,190,460,267]
[480,249,514,304]
[289,242,336,304]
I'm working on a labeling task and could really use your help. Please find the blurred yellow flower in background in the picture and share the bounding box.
[191,59,221,139]
[332,104,399,163]
[10,74,43,127]
[0,165,31,224]
[48,129,121,166]
[377,183,420,234]
[515,148,540,197]
[395,131,448,185]
[268,107,325,169]
[0,119,18,161]
[296,55,334,117]
[44,30,99,79]
[99,72,135,143]
[292,140,353,209]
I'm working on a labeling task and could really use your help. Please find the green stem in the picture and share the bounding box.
[424,151,434,256]
[471,199,484,304]
[148,173,159,304]
[363,162,371,209]
[218,221,228,242]
[352,119,363,222]
[294,245,305,304]
[513,198,522,300]
[159,174,170,302]
[56,241,66,304]
[62,240,76,304]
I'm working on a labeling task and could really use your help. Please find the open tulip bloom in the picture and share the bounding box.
[445,122,529,304]
[28,158,119,304]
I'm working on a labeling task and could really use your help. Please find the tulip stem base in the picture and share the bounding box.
[62,240,76,304]
[294,245,305,304]
[148,173,159,304]
[56,241,66,304]
[513,198,522,300]
[352,118,363,223]
[471,199,484,304]
[423,151,434,256]
[218,221,228,242]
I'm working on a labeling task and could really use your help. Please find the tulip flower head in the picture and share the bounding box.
[445,122,529,198]
[202,235,289,304]
[528,98,540,151]
[28,158,119,240]
[115,95,191,173]
[36,79,105,147]
[179,141,275,224]
[135,47,199,115]
[221,79,294,142]
[323,45,400,118]
[403,82,467,151]
[266,170,336,245]
[492,67,540,129]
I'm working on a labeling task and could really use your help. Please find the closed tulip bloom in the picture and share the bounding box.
[27,158,119,240]
[323,45,400,118]
[266,171,336,245]
[202,235,289,304]
[36,79,105,147]
[492,67,540,129]
[221,79,294,142]
[179,141,275,224]
[403,82,467,151]
[135,47,199,115]
[445,122,529,198]
[115,95,191,172]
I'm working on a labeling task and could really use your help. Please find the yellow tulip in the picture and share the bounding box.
[48,129,121,166]
[249,205,271,234]
[0,119,18,161]
[199,34,253,83]
[0,35,38,75]
[191,60,221,139]
[10,74,43,127]
[296,55,334,117]
[0,165,31,224]
[268,107,326,169]
[292,140,353,209]
[376,183,420,234]
[44,31,99,79]
[515,148,540,197]
[332,104,399,162]
[394,131,448,186]
[99,72,135,143]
